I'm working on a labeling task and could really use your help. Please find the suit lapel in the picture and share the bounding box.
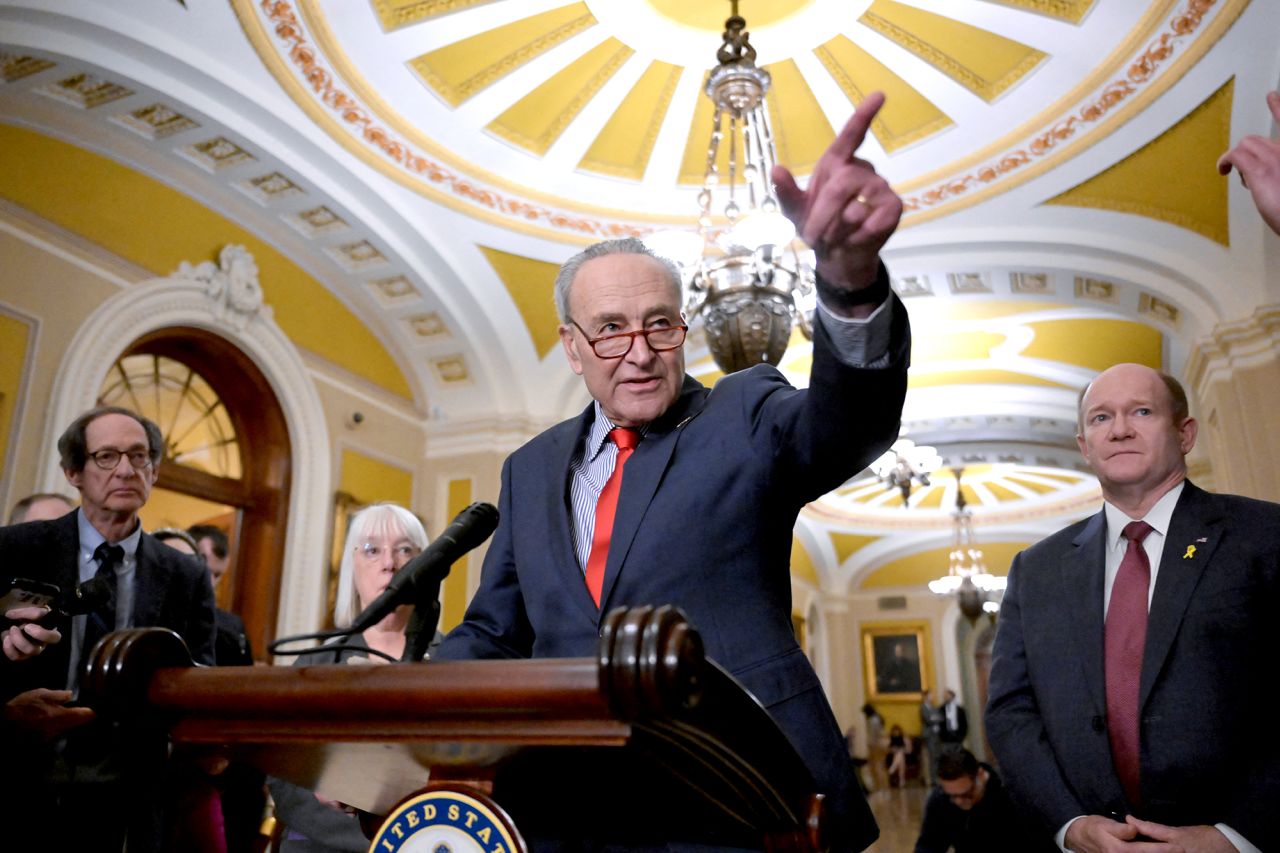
[1139,482,1221,710]
[1064,511,1109,717]
[52,511,82,590]
[131,533,168,628]
[45,513,85,682]
[598,377,707,613]
[549,407,602,623]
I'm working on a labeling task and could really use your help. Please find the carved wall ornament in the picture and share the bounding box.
[174,244,266,332]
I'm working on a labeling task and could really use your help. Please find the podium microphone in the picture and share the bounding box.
[349,501,499,634]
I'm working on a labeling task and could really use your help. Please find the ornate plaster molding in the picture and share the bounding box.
[39,245,332,643]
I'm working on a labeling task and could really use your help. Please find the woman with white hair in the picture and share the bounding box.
[327,502,432,663]
[269,502,436,852]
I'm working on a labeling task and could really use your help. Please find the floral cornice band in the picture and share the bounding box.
[236,0,1242,240]
[900,0,1242,224]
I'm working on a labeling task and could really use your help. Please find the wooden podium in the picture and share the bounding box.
[81,606,828,851]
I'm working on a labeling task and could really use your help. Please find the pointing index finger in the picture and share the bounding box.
[831,92,886,162]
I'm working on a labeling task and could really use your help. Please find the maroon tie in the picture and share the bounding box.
[584,428,640,607]
[1105,519,1154,807]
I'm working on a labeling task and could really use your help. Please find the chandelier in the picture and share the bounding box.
[928,467,1005,619]
[869,439,942,507]
[644,1,814,374]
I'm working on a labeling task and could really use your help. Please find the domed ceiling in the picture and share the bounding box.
[234,0,1242,234]
[1,0,1277,589]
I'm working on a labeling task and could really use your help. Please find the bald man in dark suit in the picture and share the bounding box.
[986,365,1279,852]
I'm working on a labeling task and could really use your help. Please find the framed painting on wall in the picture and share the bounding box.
[861,620,933,702]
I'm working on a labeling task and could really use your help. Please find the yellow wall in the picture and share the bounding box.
[440,478,475,632]
[0,123,413,400]
[0,311,31,489]
[339,449,414,506]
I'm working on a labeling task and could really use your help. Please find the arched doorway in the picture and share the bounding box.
[98,328,291,658]
[39,246,332,652]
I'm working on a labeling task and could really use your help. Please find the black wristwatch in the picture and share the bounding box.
[814,264,891,311]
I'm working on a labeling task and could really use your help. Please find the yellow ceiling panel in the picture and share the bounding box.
[982,481,1024,502]
[911,329,1006,362]
[409,3,595,108]
[1021,318,1162,372]
[981,0,1096,24]
[1003,475,1058,494]
[677,70,722,185]
[860,541,1031,589]
[791,535,818,584]
[765,59,834,175]
[1046,79,1233,245]
[831,532,883,564]
[374,0,497,33]
[860,0,1046,102]
[1029,470,1087,483]
[0,124,412,399]
[487,37,634,156]
[645,0,811,30]
[814,36,953,153]
[908,370,1073,390]
[578,61,681,180]
[914,484,946,508]
[477,246,561,359]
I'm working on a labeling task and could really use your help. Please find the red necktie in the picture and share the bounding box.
[1105,519,1154,808]
[584,428,639,607]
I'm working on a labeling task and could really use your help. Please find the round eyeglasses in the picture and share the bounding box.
[570,320,688,359]
[88,448,154,470]
[355,542,420,565]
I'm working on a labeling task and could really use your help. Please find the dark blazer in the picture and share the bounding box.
[985,482,1280,849]
[914,764,1055,853]
[437,298,910,852]
[1,509,216,699]
[215,607,255,667]
[939,702,967,744]
[0,508,217,852]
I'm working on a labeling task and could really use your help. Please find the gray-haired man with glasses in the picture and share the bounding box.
[436,93,911,851]
[1,404,215,852]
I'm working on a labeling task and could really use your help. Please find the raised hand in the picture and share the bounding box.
[1217,90,1280,235]
[772,91,902,295]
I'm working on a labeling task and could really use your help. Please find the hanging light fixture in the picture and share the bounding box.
[869,439,942,507]
[643,1,814,374]
[929,466,1005,619]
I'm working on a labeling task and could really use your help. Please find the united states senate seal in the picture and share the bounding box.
[369,788,523,853]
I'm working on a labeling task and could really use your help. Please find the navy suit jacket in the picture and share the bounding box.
[1,509,216,700]
[986,482,1280,848]
[437,297,910,851]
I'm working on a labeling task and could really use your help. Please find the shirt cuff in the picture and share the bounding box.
[1055,816,1081,851]
[815,294,893,369]
[1215,824,1258,852]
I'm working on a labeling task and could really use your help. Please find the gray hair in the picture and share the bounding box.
[553,237,682,323]
[57,406,165,472]
[333,502,430,628]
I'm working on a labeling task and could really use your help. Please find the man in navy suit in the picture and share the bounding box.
[986,364,1280,852]
[436,94,910,851]
[0,405,216,852]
